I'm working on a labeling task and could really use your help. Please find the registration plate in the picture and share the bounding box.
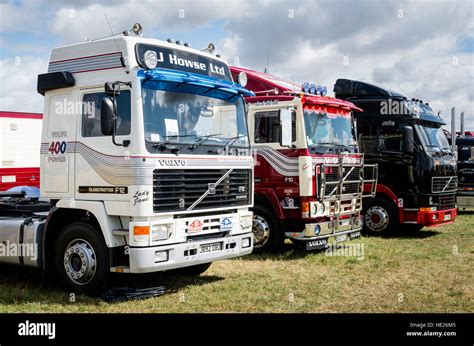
[444,214,452,221]
[336,234,348,243]
[349,231,361,239]
[200,242,222,254]
[306,238,328,251]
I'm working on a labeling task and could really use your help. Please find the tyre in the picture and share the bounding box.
[251,204,284,252]
[172,262,212,276]
[362,197,399,235]
[55,222,109,295]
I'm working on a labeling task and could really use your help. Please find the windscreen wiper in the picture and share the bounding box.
[151,134,197,154]
[424,144,445,157]
[188,133,223,151]
[224,135,247,152]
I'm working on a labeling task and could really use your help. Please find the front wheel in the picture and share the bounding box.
[55,222,109,295]
[251,205,284,252]
[362,197,399,235]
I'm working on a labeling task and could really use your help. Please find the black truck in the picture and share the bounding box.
[334,79,458,234]
[455,136,474,209]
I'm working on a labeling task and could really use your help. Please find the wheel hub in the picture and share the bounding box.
[252,215,270,248]
[63,239,97,285]
[364,206,389,232]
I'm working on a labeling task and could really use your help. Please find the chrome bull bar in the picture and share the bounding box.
[314,155,378,233]
[317,154,377,203]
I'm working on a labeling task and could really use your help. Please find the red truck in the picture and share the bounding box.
[0,111,42,191]
[230,67,377,251]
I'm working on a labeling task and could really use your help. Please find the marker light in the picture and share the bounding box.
[302,201,310,219]
[316,85,322,95]
[303,82,310,93]
[203,43,216,54]
[123,23,143,37]
[309,83,316,95]
[167,38,175,43]
[184,42,190,47]
[238,71,248,87]
[176,40,183,45]
[144,50,158,69]
[320,86,327,96]
[133,225,150,243]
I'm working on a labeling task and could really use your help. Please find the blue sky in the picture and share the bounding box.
[0,0,472,129]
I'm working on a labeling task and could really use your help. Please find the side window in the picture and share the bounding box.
[357,122,377,154]
[82,91,131,137]
[254,110,296,144]
[378,125,403,152]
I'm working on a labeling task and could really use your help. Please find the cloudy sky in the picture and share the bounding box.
[0,0,472,130]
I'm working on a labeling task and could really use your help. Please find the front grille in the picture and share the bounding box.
[437,194,456,210]
[432,176,458,193]
[153,169,251,213]
[317,166,362,197]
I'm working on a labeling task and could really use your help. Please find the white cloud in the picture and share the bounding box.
[0,56,48,113]
[218,0,474,132]
[49,0,252,44]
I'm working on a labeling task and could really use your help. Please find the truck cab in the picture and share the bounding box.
[231,67,377,251]
[0,25,255,294]
[334,79,458,233]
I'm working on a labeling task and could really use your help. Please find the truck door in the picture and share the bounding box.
[249,106,297,182]
[75,88,132,201]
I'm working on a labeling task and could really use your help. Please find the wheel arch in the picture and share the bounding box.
[253,189,285,219]
[42,200,124,271]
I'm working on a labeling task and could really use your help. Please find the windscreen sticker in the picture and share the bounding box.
[164,118,179,137]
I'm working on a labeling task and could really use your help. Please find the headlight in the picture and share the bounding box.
[151,224,171,241]
[240,214,253,229]
[144,50,158,69]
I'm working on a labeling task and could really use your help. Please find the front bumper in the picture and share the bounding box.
[285,214,363,242]
[402,208,457,227]
[128,232,253,273]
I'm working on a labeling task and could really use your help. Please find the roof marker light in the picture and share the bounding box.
[167,38,175,43]
[176,40,183,45]
[202,43,216,54]
[303,82,310,94]
[123,23,143,37]
[320,86,327,96]
[309,83,316,95]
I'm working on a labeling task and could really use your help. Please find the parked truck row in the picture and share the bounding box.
[0,23,464,294]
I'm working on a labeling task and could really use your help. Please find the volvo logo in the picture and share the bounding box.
[157,159,187,167]
[208,183,216,195]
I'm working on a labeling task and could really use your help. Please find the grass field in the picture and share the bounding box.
[0,213,472,313]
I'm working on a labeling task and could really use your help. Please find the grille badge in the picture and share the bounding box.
[208,183,216,195]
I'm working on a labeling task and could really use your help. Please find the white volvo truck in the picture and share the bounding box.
[0,24,254,294]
